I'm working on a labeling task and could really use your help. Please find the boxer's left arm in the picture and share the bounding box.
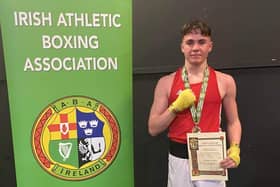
[219,74,242,168]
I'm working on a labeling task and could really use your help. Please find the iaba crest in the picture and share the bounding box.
[31,96,120,180]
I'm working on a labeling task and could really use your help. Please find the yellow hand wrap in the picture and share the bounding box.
[228,143,240,166]
[168,89,196,114]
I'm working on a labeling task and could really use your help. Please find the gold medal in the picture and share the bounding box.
[192,126,201,133]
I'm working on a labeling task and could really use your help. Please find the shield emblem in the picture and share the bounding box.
[47,108,105,168]
[60,123,69,135]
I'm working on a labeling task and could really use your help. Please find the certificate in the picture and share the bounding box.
[187,132,228,181]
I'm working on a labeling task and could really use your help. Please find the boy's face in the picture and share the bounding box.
[181,30,213,65]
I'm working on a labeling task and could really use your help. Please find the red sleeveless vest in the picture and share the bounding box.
[168,67,221,143]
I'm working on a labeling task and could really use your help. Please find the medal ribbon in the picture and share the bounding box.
[182,66,209,132]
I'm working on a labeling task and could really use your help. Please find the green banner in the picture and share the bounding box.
[0,0,133,187]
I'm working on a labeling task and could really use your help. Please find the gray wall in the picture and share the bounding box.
[0,27,17,187]
[134,0,280,73]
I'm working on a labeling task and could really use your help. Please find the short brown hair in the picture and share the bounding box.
[181,20,211,37]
